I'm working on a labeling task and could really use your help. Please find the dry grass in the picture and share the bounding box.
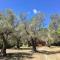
[0,46,60,60]
[25,46,60,60]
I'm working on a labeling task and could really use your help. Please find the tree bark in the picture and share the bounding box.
[17,39,20,49]
[1,35,7,56]
[47,40,51,47]
[31,37,37,52]
[1,42,6,56]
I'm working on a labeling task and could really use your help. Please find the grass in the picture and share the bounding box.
[0,46,60,60]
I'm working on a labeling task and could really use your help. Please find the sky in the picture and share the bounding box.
[0,0,60,27]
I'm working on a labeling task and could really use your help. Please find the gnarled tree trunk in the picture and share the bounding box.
[31,37,37,52]
[1,42,6,56]
[1,34,7,56]
[16,37,21,49]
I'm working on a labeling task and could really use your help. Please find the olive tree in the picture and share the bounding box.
[29,12,45,52]
[48,14,60,46]
[0,9,15,56]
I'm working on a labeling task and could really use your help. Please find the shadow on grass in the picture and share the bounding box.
[0,52,34,60]
[0,49,60,60]
[36,50,60,55]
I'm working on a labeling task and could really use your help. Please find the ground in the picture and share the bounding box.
[0,46,60,60]
[25,46,60,60]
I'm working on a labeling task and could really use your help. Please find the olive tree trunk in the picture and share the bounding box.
[17,39,20,49]
[31,37,37,52]
[1,42,6,56]
[1,35,7,56]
